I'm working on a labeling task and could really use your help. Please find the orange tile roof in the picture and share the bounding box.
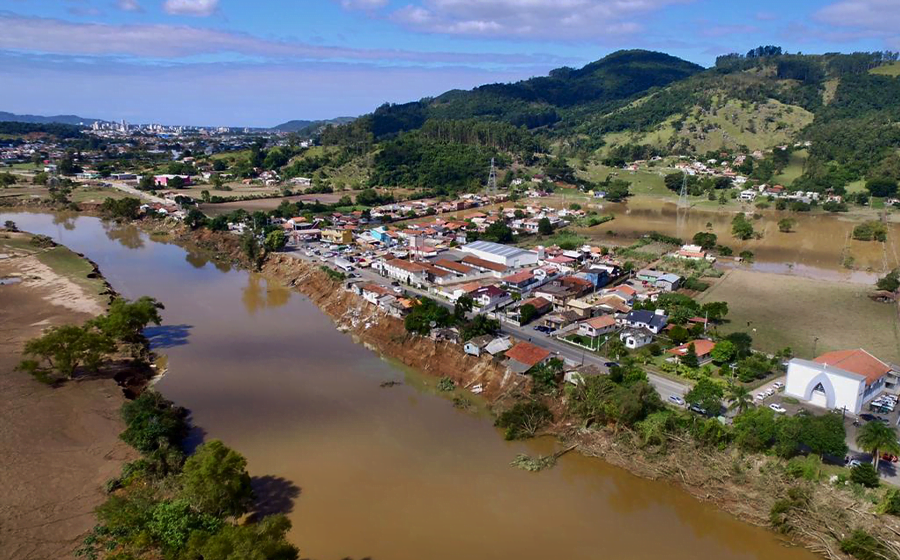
[386,259,427,273]
[668,339,716,357]
[584,315,616,329]
[505,342,551,368]
[521,297,551,310]
[613,285,637,296]
[461,255,507,272]
[815,349,890,384]
[434,259,475,274]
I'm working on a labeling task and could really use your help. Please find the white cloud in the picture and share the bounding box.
[814,0,900,46]
[0,13,572,67]
[163,0,220,16]
[373,0,694,40]
[116,0,144,12]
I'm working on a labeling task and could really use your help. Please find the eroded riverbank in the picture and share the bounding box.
[2,210,879,560]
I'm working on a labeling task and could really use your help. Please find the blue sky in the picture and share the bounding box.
[1,0,898,127]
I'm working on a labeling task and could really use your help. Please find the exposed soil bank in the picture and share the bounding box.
[0,232,137,560]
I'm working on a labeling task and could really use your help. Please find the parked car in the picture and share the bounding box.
[773,382,784,389]
[689,404,707,416]
[881,453,899,463]
[604,362,620,369]
[769,404,787,414]
[668,395,685,406]
[847,458,864,468]
[533,326,553,334]
[392,287,403,294]
[755,393,765,401]
[860,413,878,422]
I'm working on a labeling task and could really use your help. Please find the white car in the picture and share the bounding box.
[668,395,685,406]
[769,403,787,414]
[773,382,784,389]
[755,393,765,401]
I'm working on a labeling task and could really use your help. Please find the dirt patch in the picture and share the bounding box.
[0,237,135,560]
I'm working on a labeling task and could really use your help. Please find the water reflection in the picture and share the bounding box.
[241,273,291,315]
[103,223,144,249]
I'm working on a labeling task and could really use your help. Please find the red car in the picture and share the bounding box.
[881,453,899,463]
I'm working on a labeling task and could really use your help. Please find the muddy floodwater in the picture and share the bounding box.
[3,211,818,560]
[586,198,900,280]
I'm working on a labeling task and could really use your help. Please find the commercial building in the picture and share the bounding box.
[460,241,538,269]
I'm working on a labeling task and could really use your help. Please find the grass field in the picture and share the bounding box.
[871,62,900,77]
[699,268,900,362]
[69,187,130,204]
[36,245,108,299]
[773,149,807,186]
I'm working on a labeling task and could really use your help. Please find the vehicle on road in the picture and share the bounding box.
[688,404,707,416]
[769,404,787,414]
[860,413,888,423]
[604,362,620,369]
[846,458,864,468]
[755,392,765,401]
[393,287,403,294]
[881,453,899,463]
[533,326,555,334]
[668,395,685,406]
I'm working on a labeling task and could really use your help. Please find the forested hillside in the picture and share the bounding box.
[299,48,900,195]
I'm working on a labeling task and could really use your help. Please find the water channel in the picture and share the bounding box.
[3,210,818,560]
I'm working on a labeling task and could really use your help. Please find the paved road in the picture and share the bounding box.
[284,246,691,402]
[108,181,168,205]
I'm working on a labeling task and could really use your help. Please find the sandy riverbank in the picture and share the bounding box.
[0,231,138,560]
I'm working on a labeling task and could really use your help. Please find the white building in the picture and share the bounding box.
[784,349,892,414]
[460,241,538,269]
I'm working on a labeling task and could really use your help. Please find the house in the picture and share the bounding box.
[784,349,894,414]
[519,296,552,316]
[565,364,606,386]
[502,269,536,291]
[153,174,192,187]
[657,273,682,292]
[505,342,552,374]
[620,329,655,350]
[667,339,716,365]
[472,285,508,308]
[619,309,667,334]
[543,310,581,330]
[382,259,428,286]
[637,269,664,284]
[485,337,513,357]
[578,315,617,338]
[322,228,353,244]
[464,335,494,357]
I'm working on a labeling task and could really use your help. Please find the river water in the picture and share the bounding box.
[3,211,818,560]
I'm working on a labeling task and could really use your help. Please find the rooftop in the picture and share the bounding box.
[464,240,534,259]
[814,349,891,385]
[505,342,552,369]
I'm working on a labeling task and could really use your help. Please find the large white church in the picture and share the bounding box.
[784,349,895,415]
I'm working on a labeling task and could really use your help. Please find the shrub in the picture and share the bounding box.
[495,401,553,440]
[786,454,823,482]
[840,530,890,560]
[850,463,880,488]
[852,221,887,242]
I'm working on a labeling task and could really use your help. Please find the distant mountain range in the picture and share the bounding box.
[0,111,107,126]
[271,117,356,134]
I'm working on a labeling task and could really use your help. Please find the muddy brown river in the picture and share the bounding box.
[3,211,818,560]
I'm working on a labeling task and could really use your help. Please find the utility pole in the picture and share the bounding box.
[678,172,689,209]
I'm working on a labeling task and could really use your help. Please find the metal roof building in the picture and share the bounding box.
[460,241,538,269]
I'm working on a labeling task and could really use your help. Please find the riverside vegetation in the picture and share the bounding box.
[15,294,299,560]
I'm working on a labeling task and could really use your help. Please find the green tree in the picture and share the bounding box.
[778,218,796,233]
[692,232,718,249]
[728,384,753,414]
[519,303,538,325]
[800,413,848,457]
[120,391,188,454]
[680,343,699,368]
[460,315,500,341]
[3,220,17,231]
[185,208,208,230]
[264,230,287,253]
[850,463,880,488]
[528,358,564,395]
[876,269,900,292]
[181,514,299,560]
[865,177,898,198]
[537,217,553,235]
[19,324,115,382]
[92,296,164,348]
[148,499,222,552]
[711,340,736,364]
[138,175,156,191]
[200,189,211,203]
[732,407,777,451]
[731,214,755,240]
[240,232,263,270]
[454,295,473,321]
[495,401,553,440]
[685,377,724,415]
[856,421,900,468]
[669,325,689,344]
[180,440,254,518]
[481,221,514,243]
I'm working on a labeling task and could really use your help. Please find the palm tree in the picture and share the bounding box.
[856,421,900,469]
[728,385,753,414]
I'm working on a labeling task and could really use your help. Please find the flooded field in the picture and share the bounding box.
[2,210,819,560]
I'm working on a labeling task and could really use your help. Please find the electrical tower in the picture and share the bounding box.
[487,157,497,193]
[678,172,689,209]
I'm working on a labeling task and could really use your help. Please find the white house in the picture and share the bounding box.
[381,259,428,287]
[784,349,892,414]
[618,309,668,334]
[578,315,617,338]
[620,329,654,350]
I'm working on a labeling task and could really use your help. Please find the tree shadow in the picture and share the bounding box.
[249,475,302,520]
[145,324,193,349]
[181,420,207,455]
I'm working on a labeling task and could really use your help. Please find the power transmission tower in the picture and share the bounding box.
[678,172,689,209]
[487,157,497,193]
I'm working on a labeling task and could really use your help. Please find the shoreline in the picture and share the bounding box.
[6,205,898,559]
